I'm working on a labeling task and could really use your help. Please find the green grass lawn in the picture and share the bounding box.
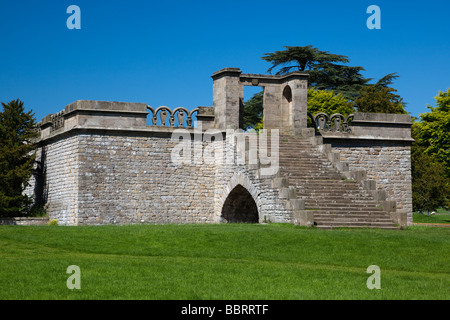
[413,208,450,224]
[0,223,448,300]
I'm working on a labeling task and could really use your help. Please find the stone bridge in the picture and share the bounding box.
[26,68,414,229]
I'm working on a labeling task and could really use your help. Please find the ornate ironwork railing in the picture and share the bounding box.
[147,106,199,128]
[307,113,354,133]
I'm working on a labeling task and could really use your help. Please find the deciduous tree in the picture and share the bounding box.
[307,88,355,116]
[412,89,450,175]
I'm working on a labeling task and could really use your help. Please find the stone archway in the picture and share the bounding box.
[221,184,259,223]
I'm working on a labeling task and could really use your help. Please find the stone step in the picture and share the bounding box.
[316,224,399,230]
[279,160,336,165]
[304,203,384,210]
[302,190,373,195]
[278,153,328,158]
[305,200,378,205]
[297,191,373,197]
[273,137,397,229]
[294,178,359,187]
[300,197,377,203]
[314,218,396,224]
[280,161,335,166]
[280,166,337,172]
[282,165,335,169]
[297,183,362,189]
[314,219,395,226]
[280,166,334,170]
[312,213,389,219]
[305,203,383,213]
[313,213,398,229]
[314,213,392,219]
[296,185,361,189]
[302,200,378,206]
[309,210,386,216]
[282,172,340,178]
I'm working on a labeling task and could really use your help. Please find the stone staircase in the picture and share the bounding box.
[273,133,399,230]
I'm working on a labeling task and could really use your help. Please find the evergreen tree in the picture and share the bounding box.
[262,45,370,100]
[243,91,264,131]
[243,45,404,130]
[0,99,38,217]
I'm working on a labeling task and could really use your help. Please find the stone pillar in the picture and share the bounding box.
[262,85,282,132]
[263,73,308,136]
[212,68,243,130]
[282,75,308,136]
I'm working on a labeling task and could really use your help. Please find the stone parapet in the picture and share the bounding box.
[38,100,213,142]
[0,217,49,225]
[318,112,413,143]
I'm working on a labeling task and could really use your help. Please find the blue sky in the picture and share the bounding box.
[0,0,449,121]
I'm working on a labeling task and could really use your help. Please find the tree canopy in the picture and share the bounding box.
[242,90,264,131]
[262,45,371,100]
[243,45,406,130]
[307,88,356,116]
[411,144,449,212]
[410,89,450,212]
[355,85,407,114]
[412,89,450,174]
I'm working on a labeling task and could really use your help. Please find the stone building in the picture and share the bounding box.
[25,68,414,229]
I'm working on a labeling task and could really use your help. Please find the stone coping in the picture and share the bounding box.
[37,125,225,144]
[351,119,412,126]
[321,133,414,143]
[0,217,49,225]
[64,108,149,117]
[211,67,309,82]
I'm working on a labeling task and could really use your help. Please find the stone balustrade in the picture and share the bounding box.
[147,106,199,128]
[308,112,354,133]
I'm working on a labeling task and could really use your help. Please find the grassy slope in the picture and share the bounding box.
[0,223,448,300]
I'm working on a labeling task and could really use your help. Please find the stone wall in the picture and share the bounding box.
[25,135,79,225]
[29,125,292,225]
[331,141,413,225]
[76,131,218,225]
[319,113,414,226]
[0,217,49,225]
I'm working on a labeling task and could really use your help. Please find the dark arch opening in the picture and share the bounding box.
[221,185,259,223]
[283,85,292,103]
